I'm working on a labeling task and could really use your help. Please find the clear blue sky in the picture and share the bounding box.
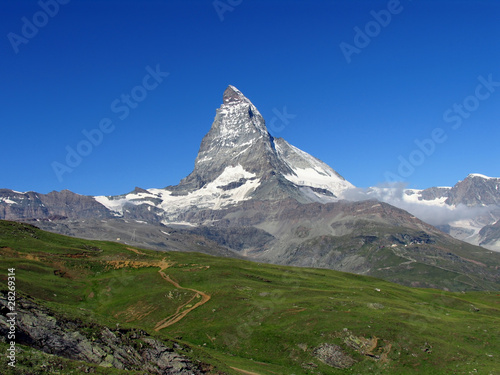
[1,0,499,196]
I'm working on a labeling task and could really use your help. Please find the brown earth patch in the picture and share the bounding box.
[115,300,159,322]
[64,253,89,259]
[105,260,156,270]
[0,247,18,257]
[126,247,147,256]
[284,307,307,314]
[24,253,42,262]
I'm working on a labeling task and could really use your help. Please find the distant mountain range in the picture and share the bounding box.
[1,85,499,290]
[360,173,500,251]
[404,174,500,249]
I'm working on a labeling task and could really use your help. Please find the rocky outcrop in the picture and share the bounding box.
[0,294,215,374]
[415,186,451,201]
[479,219,500,249]
[417,174,500,207]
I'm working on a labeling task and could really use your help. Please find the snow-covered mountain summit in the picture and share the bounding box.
[176,85,291,191]
[175,85,352,196]
[95,85,354,222]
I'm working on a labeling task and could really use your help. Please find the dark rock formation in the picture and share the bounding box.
[0,294,214,374]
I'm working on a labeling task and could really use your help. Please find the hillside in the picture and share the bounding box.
[1,220,499,374]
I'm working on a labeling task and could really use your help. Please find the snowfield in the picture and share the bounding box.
[95,165,260,223]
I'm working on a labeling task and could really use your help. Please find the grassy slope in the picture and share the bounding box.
[0,220,499,374]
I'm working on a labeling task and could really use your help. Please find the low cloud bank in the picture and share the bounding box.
[343,183,493,227]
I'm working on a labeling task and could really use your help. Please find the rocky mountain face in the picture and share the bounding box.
[415,174,500,206]
[1,85,499,290]
[0,189,112,221]
[479,219,500,250]
[88,86,353,222]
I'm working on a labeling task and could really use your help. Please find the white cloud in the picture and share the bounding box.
[343,183,493,227]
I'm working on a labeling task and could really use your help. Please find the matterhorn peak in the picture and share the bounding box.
[223,85,251,105]
[175,85,282,191]
[172,85,353,202]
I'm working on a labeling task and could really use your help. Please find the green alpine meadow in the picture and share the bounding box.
[1,220,499,374]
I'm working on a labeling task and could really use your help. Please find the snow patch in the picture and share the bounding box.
[94,196,129,215]
[166,221,196,227]
[469,173,498,180]
[275,140,353,197]
[285,167,350,195]
[0,198,18,205]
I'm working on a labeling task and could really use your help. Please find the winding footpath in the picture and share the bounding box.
[125,250,260,374]
[154,262,211,331]
[123,248,211,331]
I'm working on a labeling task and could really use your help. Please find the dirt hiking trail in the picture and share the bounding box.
[154,260,211,331]
[122,248,211,331]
